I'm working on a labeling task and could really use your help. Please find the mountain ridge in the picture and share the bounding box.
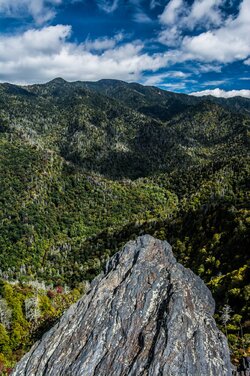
[0,77,249,371]
[25,78,250,115]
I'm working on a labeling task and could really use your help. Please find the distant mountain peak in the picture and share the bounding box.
[47,77,68,85]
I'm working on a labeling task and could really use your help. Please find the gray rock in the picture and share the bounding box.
[12,235,232,376]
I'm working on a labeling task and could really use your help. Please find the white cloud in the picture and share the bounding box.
[185,0,223,29]
[0,0,62,24]
[0,25,174,84]
[195,63,222,73]
[158,0,225,46]
[143,70,190,85]
[150,0,161,9]
[190,88,250,98]
[158,26,182,47]
[143,74,166,86]
[127,0,153,23]
[182,0,250,63]
[159,0,224,29]
[84,33,124,51]
[159,0,184,25]
[168,71,190,78]
[202,80,226,86]
[133,10,152,23]
[0,24,71,58]
[158,0,250,64]
[0,1,248,87]
[96,0,119,13]
[160,82,187,90]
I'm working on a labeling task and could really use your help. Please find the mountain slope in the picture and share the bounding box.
[1,79,249,179]
[79,79,250,118]
[0,78,249,370]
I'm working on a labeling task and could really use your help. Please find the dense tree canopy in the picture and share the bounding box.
[0,79,249,372]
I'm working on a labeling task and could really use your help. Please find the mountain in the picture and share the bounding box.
[0,78,249,370]
[25,78,250,121]
[12,236,232,376]
[80,79,250,117]
[1,78,249,179]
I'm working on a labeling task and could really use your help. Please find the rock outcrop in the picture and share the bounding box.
[12,235,232,376]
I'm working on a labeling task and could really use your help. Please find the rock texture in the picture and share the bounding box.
[12,235,232,376]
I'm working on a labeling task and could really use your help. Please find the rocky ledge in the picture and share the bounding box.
[12,235,231,375]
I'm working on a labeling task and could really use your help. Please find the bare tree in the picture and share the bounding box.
[220,304,232,336]
[0,298,12,329]
[25,296,40,322]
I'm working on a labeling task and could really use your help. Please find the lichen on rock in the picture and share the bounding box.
[12,235,232,376]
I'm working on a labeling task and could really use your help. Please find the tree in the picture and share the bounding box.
[0,323,10,355]
[0,299,12,329]
[24,296,40,322]
[220,304,232,336]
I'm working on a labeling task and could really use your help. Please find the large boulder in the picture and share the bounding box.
[12,235,231,375]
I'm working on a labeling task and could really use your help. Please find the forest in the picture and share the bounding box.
[0,78,249,373]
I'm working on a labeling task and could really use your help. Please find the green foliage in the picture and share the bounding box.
[0,79,249,368]
[0,280,82,373]
[0,325,10,355]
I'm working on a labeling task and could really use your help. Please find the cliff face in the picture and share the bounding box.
[12,235,231,376]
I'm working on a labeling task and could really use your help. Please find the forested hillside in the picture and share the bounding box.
[0,79,249,372]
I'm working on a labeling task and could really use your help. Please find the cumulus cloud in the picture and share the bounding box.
[0,0,62,24]
[159,0,184,25]
[190,88,250,98]
[0,0,248,88]
[159,0,224,29]
[185,0,223,29]
[159,0,250,65]
[158,0,225,46]
[0,25,174,84]
[183,0,250,63]
[158,26,182,47]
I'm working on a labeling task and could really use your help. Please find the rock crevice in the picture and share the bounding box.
[12,235,232,376]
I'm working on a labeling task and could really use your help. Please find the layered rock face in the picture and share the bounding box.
[12,235,231,376]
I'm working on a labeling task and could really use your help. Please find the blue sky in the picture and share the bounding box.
[0,0,249,97]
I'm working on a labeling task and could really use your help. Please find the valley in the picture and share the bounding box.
[0,79,249,372]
